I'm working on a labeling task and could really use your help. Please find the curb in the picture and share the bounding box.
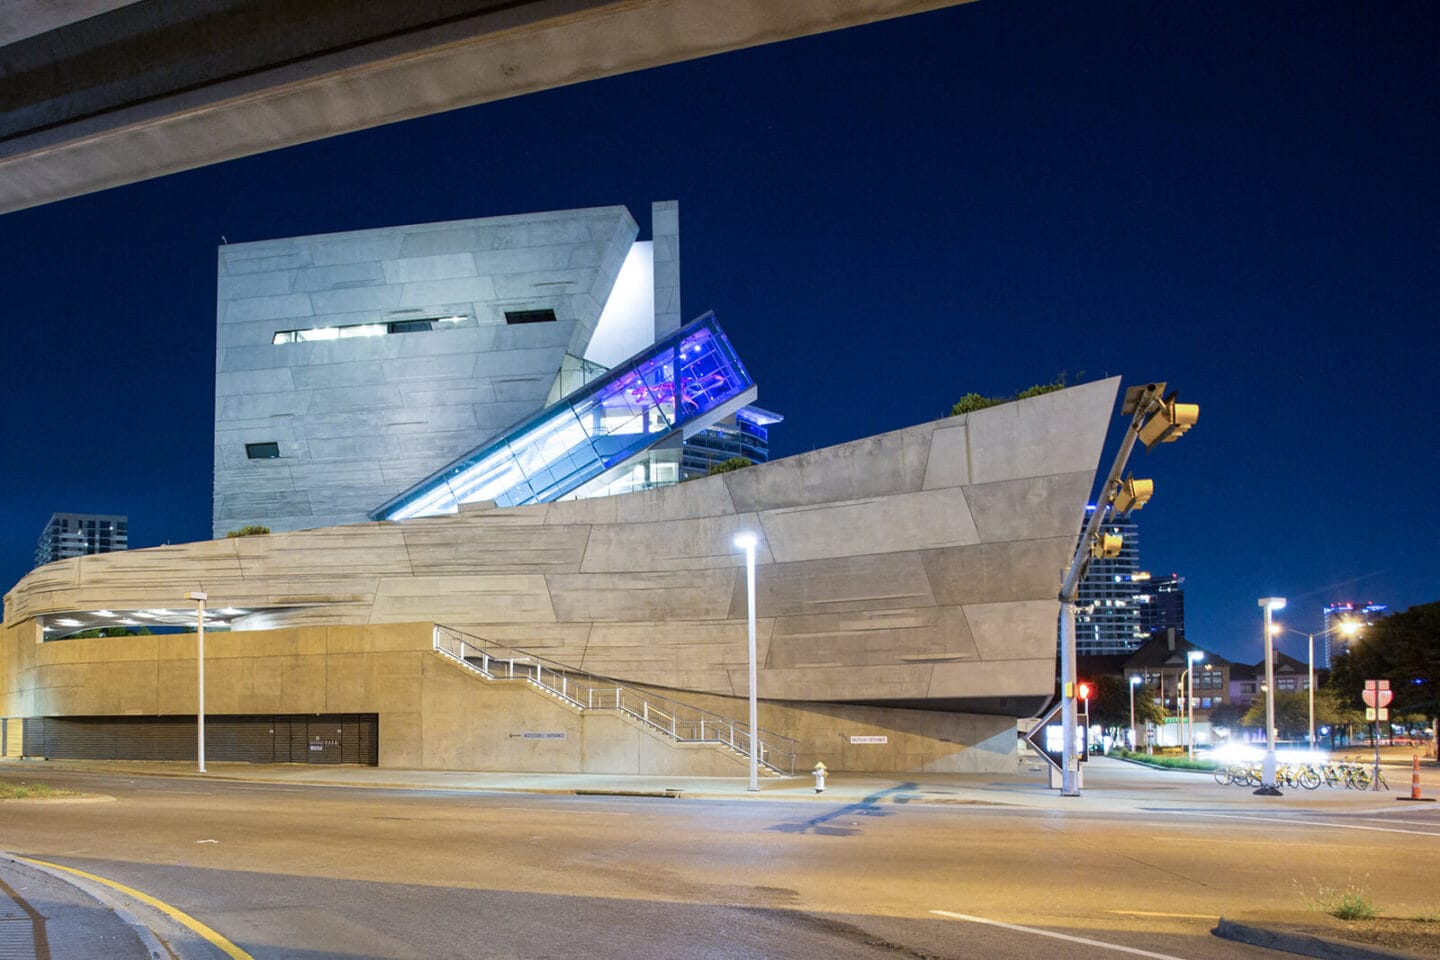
[1215,917,1428,960]
[1,853,170,960]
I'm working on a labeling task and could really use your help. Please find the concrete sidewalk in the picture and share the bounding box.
[6,752,1434,814]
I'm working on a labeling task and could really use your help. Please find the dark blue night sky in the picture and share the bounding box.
[2,1,1435,665]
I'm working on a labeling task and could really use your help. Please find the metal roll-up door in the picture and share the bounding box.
[20,718,43,758]
[287,719,312,763]
[114,717,195,761]
[341,716,361,763]
[43,718,116,759]
[208,716,280,762]
[358,715,378,765]
[305,718,345,764]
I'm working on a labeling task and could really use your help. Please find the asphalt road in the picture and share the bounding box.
[2,768,1438,960]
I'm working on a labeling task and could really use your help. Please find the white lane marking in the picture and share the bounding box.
[1107,911,1215,919]
[1179,811,1440,837]
[1353,816,1440,826]
[931,911,1192,959]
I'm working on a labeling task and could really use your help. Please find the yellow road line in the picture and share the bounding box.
[17,856,253,960]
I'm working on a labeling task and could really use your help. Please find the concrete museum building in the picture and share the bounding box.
[2,202,1119,776]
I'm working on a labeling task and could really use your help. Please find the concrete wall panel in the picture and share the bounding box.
[760,486,980,563]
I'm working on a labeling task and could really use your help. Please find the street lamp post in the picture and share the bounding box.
[1128,675,1141,750]
[1182,650,1204,760]
[1256,597,1286,795]
[187,590,208,774]
[733,532,759,792]
[1270,620,1362,752]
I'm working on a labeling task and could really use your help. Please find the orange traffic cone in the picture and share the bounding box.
[1397,754,1435,802]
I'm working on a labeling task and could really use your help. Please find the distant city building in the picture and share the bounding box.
[1136,572,1186,642]
[34,513,128,568]
[1073,509,1148,656]
[1321,601,1388,667]
[680,406,783,479]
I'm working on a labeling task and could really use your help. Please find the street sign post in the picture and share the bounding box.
[1364,680,1391,790]
[1025,702,1089,788]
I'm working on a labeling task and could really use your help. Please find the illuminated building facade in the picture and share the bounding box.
[1321,601,1388,667]
[1073,511,1147,655]
[680,406,783,479]
[34,513,128,568]
[1137,573,1185,642]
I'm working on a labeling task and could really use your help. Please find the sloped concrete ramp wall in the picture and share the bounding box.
[5,378,1119,719]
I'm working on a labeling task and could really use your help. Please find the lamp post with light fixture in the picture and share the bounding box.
[733,532,759,792]
[1270,619,1361,751]
[1256,597,1286,794]
[1180,651,1205,760]
[1128,674,1142,749]
[187,591,208,773]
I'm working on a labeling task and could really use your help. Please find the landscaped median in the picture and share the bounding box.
[1107,747,1217,772]
[0,780,78,800]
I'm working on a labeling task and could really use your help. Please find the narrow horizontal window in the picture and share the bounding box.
[246,442,281,460]
[273,315,466,344]
[504,309,557,325]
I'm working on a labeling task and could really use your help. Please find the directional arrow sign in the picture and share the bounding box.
[1023,702,1088,773]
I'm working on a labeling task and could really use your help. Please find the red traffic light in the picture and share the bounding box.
[1077,682,1092,702]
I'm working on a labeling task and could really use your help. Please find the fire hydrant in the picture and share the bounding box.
[812,761,828,793]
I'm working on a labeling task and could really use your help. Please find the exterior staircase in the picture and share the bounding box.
[433,624,796,776]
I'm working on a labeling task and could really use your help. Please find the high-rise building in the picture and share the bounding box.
[1136,573,1186,642]
[34,513,128,568]
[680,406,783,480]
[1073,509,1148,656]
[1321,601,1388,667]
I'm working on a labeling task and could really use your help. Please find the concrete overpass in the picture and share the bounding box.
[0,0,970,215]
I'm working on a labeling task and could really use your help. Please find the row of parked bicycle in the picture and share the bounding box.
[1213,758,1389,791]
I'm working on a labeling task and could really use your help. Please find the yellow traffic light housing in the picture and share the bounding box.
[1089,532,1123,559]
[1139,395,1199,448]
[1113,474,1154,514]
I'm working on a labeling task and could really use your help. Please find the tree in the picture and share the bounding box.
[226,524,271,537]
[1239,687,1350,741]
[948,373,1079,418]
[1330,602,1440,720]
[1205,701,1245,735]
[707,457,754,475]
[1087,677,1164,733]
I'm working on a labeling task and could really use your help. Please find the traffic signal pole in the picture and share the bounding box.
[1057,383,1168,797]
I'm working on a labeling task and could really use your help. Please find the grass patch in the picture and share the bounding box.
[1109,748,1216,772]
[1298,879,1379,920]
[0,781,78,800]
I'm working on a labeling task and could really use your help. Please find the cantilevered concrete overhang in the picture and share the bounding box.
[0,0,971,215]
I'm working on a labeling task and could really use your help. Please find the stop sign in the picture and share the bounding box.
[1363,679,1393,708]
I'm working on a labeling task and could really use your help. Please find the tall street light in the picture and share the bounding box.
[1256,597,1286,795]
[187,590,208,774]
[1182,650,1205,760]
[1128,674,1142,750]
[1271,619,1362,751]
[733,532,759,792]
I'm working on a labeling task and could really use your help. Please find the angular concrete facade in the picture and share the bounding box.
[5,379,1119,773]
[214,203,676,536]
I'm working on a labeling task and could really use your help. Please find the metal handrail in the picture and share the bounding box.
[433,624,796,775]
